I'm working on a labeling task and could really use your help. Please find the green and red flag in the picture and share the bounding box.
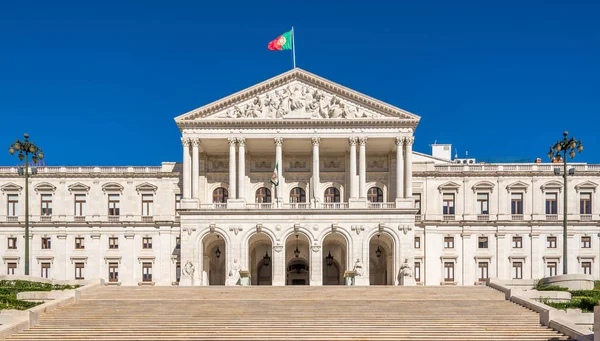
[268,30,293,51]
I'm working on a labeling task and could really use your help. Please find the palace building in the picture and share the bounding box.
[0,68,598,286]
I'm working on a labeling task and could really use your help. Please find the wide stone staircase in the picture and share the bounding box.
[7,286,572,340]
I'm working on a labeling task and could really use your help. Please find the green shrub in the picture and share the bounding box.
[0,280,79,311]
[534,284,569,291]
[594,280,600,290]
[569,290,600,300]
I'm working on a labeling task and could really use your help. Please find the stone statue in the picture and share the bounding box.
[227,258,242,286]
[400,258,413,278]
[244,96,263,118]
[353,258,364,276]
[182,261,195,277]
[288,85,304,111]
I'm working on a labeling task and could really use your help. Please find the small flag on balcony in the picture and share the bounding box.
[270,162,279,186]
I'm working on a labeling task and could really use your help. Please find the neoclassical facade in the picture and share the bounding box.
[0,69,598,286]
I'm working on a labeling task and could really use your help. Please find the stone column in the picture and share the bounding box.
[182,138,192,199]
[404,137,414,198]
[272,245,285,286]
[311,137,320,206]
[310,245,323,286]
[275,138,283,207]
[358,137,367,199]
[349,137,358,199]
[395,137,404,200]
[237,138,246,201]
[228,138,237,199]
[192,138,200,199]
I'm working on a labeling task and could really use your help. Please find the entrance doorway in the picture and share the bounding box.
[248,233,273,285]
[285,233,310,285]
[322,233,347,285]
[369,232,394,285]
[202,233,226,285]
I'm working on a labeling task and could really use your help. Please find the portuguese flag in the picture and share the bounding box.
[268,30,293,51]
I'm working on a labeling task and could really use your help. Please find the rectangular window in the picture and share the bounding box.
[176,237,181,249]
[109,262,119,282]
[545,193,558,214]
[74,194,86,216]
[511,193,523,214]
[546,262,557,277]
[444,262,454,282]
[513,262,523,279]
[108,237,119,249]
[512,236,523,248]
[7,238,17,249]
[444,237,454,249]
[7,262,16,275]
[443,193,455,215]
[547,236,557,248]
[478,262,488,281]
[477,193,489,214]
[175,194,182,213]
[75,263,85,280]
[580,193,592,214]
[478,237,488,249]
[142,194,153,217]
[75,237,85,250]
[581,236,591,249]
[108,194,120,216]
[7,194,19,216]
[142,237,152,249]
[176,262,181,282]
[41,194,52,216]
[414,236,421,249]
[414,194,421,214]
[41,263,51,278]
[414,262,421,282]
[142,262,152,282]
[582,262,592,275]
[41,237,51,250]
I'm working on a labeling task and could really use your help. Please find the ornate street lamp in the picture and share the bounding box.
[294,234,300,258]
[326,250,334,267]
[375,234,382,258]
[215,235,222,258]
[548,131,583,275]
[263,250,271,267]
[8,134,44,276]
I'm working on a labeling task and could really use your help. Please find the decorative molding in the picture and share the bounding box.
[311,137,321,146]
[331,223,339,233]
[70,256,88,264]
[471,181,495,193]
[2,256,20,264]
[438,181,461,193]
[104,256,122,264]
[237,137,246,147]
[575,181,598,193]
[273,245,283,253]
[274,137,284,147]
[102,182,124,193]
[540,180,563,193]
[34,182,56,193]
[1,183,22,193]
[227,137,237,146]
[351,225,364,235]
[35,256,54,264]
[68,182,90,193]
[137,256,156,264]
[229,226,243,235]
[506,181,529,193]
[311,245,321,253]
[399,224,412,235]
[405,136,415,146]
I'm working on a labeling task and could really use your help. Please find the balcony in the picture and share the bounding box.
[6,216,18,223]
[580,214,593,221]
[246,203,275,210]
[283,203,310,209]
[443,215,455,221]
[40,216,52,222]
[415,214,422,222]
[321,203,349,210]
[74,216,86,223]
[368,202,396,209]
[141,216,154,223]
[477,214,489,221]
[108,216,120,223]
[546,214,558,221]
[511,214,524,221]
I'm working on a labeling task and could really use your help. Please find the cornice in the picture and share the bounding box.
[414,171,600,178]
[177,118,418,129]
[0,172,180,179]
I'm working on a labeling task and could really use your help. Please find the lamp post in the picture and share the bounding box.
[548,131,583,275]
[8,134,44,276]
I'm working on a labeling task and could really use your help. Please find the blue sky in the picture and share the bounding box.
[1,0,598,166]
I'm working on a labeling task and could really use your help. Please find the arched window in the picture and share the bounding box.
[324,187,340,203]
[255,187,272,203]
[212,187,228,203]
[289,187,306,203]
[367,187,384,203]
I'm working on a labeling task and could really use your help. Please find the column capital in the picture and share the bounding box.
[274,137,284,146]
[191,138,200,147]
[311,137,321,146]
[405,136,415,146]
[237,137,246,147]
[359,137,368,145]
[395,137,404,146]
[181,137,191,147]
[349,137,358,146]
[228,137,237,146]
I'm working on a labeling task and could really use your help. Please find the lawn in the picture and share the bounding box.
[0,280,79,310]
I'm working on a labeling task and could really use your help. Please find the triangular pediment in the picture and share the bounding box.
[540,180,563,193]
[175,68,420,127]
[472,181,495,193]
[1,182,22,193]
[135,182,158,193]
[102,182,124,193]
[438,181,461,193]
[68,182,90,193]
[575,181,598,193]
[506,181,529,193]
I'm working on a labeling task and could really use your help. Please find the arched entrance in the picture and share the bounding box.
[248,233,273,285]
[369,232,394,285]
[285,233,310,285]
[202,233,226,285]
[322,233,347,285]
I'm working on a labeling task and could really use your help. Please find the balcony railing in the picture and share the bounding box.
[6,216,18,223]
[40,216,52,222]
[283,203,310,209]
[368,202,396,209]
[74,216,86,223]
[546,214,558,221]
[246,203,275,210]
[141,216,154,223]
[321,203,349,210]
[477,214,489,221]
[511,214,524,221]
[108,216,120,223]
[580,214,593,221]
[443,214,455,221]
[415,214,422,222]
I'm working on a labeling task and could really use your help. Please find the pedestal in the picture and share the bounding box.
[239,271,251,286]
[344,270,356,286]
[348,198,368,209]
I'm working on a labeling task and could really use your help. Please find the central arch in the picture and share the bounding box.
[285,233,310,285]
[322,233,347,285]
[369,232,394,285]
[202,233,226,285]
[248,233,273,285]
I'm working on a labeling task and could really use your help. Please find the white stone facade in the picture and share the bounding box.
[0,69,598,286]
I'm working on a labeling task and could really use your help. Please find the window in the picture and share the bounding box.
[108,262,119,282]
[367,187,383,203]
[478,237,488,249]
[477,193,489,214]
[545,193,558,214]
[8,238,17,249]
[582,262,592,275]
[546,262,557,277]
[141,194,154,216]
[142,237,152,249]
[7,262,16,275]
[7,194,18,216]
[41,263,50,278]
[414,194,421,214]
[108,237,118,249]
[176,237,181,249]
[42,237,51,250]
[75,263,84,280]
[547,236,557,248]
[75,237,85,249]
[478,262,488,281]
[74,194,86,216]
[414,262,421,282]
[444,262,454,282]
[212,187,228,203]
[512,236,523,248]
[255,187,272,203]
[512,262,523,279]
[442,193,455,215]
[580,193,592,214]
[142,262,152,282]
[289,187,306,203]
[581,236,591,249]
[414,236,421,249]
[108,194,120,216]
[511,193,523,214]
[175,194,182,212]
[444,237,454,249]
[176,262,181,282]
[324,187,340,203]
[41,194,52,216]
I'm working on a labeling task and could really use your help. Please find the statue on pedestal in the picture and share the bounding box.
[400,258,413,278]
[227,258,242,286]
[353,258,364,276]
[183,261,195,277]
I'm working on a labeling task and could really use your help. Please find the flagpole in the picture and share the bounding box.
[292,26,296,69]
